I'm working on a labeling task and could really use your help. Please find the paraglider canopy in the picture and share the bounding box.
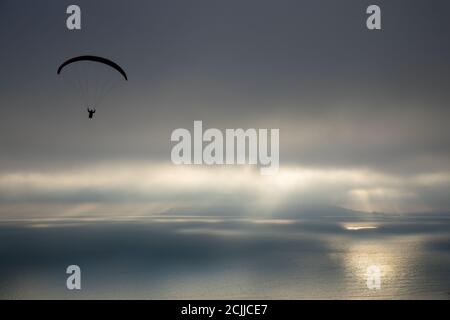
[57,55,128,113]
[57,55,128,80]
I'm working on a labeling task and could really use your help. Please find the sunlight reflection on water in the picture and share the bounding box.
[0,216,449,299]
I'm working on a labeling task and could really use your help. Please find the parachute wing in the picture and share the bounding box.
[57,55,128,81]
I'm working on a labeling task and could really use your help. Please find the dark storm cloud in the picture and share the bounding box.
[1,0,450,172]
[1,0,450,215]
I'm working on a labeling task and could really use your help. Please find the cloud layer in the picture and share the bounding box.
[1,163,449,218]
[1,1,450,217]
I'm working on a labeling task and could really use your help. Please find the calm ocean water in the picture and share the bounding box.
[0,215,449,299]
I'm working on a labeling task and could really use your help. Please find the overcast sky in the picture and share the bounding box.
[1,0,450,217]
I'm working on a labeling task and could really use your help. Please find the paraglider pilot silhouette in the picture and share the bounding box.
[57,55,128,119]
[87,108,96,119]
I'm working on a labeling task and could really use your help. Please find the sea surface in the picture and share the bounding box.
[0,214,449,299]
